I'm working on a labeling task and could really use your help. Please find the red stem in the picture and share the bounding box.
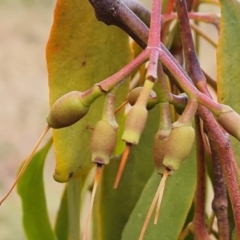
[199,106,240,239]
[165,0,175,13]
[209,140,229,240]
[159,48,223,114]
[99,49,149,91]
[148,0,161,47]
[146,0,162,80]
[192,117,211,240]
[174,0,208,88]
[162,12,220,30]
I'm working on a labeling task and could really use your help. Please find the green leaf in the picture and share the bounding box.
[215,0,240,236]
[54,187,68,240]
[122,146,196,240]
[217,0,240,157]
[67,179,81,240]
[54,179,82,240]
[93,106,159,240]
[232,227,237,240]
[46,0,132,182]
[182,202,195,240]
[17,139,56,240]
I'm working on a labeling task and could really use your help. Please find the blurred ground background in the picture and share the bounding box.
[0,0,218,239]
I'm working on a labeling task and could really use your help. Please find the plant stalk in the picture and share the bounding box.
[163,13,220,30]
[122,0,151,27]
[192,116,212,240]
[199,106,240,239]
[209,140,229,240]
[174,0,211,97]
[99,49,149,91]
[146,0,162,80]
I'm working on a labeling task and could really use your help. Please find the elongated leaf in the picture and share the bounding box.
[17,139,56,240]
[216,1,240,235]
[122,146,196,240]
[232,227,237,240]
[54,179,82,240]
[46,0,132,182]
[54,187,68,240]
[93,106,159,240]
[67,179,81,240]
[217,0,240,157]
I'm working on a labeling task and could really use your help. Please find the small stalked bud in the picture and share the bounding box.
[91,92,118,165]
[153,129,171,175]
[127,87,159,110]
[163,122,195,171]
[84,92,117,240]
[122,81,154,146]
[91,120,118,165]
[47,91,89,129]
[153,102,172,175]
[122,105,148,145]
[47,86,102,129]
[122,81,154,144]
[217,106,240,141]
[115,81,154,188]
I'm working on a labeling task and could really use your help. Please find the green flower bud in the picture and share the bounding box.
[217,108,240,141]
[91,120,118,165]
[163,123,195,171]
[128,87,159,110]
[153,129,171,175]
[47,91,89,129]
[122,105,148,145]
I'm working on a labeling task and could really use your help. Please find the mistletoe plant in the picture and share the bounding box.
[1,0,240,239]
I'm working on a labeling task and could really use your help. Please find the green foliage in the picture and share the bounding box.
[54,187,68,240]
[17,139,56,240]
[122,146,196,240]
[46,0,132,182]
[10,0,240,239]
[217,0,240,159]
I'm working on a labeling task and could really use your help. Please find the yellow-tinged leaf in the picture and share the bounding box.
[46,0,132,182]
[217,0,240,156]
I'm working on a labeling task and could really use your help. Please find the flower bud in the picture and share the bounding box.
[128,87,159,110]
[47,91,89,129]
[217,108,240,141]
[153,129,171,175]
[122,105,148,145]
[91,120,118,165]
[163,123,195,171]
